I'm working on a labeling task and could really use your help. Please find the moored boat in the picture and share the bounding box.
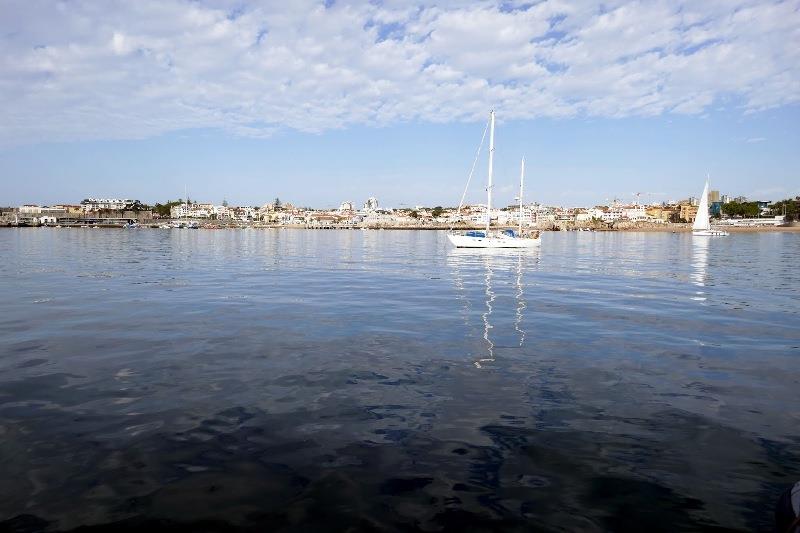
[447,110,541,249]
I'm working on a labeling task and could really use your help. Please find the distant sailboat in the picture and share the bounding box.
[692,176,729,237]
[447,110,542,249]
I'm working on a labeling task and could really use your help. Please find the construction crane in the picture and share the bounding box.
[633,192,664,206]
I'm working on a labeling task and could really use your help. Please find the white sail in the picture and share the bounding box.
[693,179,710,231]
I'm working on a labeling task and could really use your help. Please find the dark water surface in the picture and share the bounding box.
[1,228,798,532]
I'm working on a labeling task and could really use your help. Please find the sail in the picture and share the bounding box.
[693,180,710,231]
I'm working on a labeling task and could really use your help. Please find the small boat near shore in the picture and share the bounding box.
[693,176,729,237]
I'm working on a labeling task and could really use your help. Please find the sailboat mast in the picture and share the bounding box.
[519,157,525,234]
[486,110,495,235]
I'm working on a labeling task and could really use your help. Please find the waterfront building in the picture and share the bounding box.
[170,203,189,218]
[170,202,217,218]
[716,215,786,227]
[305,213,344,227]
[229,206,257,222]
[520,205,537,225]
[81,198,132,211]
[646,206,678,223]
[212,205,230,219]
[708,190,721,203]
[680,204,699,223]
[19,205,67,217]
[19,205,43,215]
[621,206,647,221]
[587,207,606,221]
[587,205,629,223]
[48,205,83,216]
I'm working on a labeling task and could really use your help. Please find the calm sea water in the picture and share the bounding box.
[1,228,798,532]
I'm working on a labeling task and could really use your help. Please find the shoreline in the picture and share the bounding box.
[2,224,798,232]
[610,225,800,233]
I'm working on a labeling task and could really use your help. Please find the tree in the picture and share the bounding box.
[274,197,281,208]
[410,210,419,219]
[769,197,800,221]
[431,206,444,218]
[722,201,758,218]
[153,200,183,217]
[126,200,149,211]
[222,199,228,207]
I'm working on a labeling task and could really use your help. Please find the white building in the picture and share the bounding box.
[497,206,536,226]
[363,210,397,225]
[718,215,785,227]
[363,197,379,211]
[229,206,257,222]
[170,203,217,218]
[586,207,607,221]
[19,205,67,217]
[338,201,355,213]
[81,198,132,211]
[212,205,230,219]
[621,206,647,221]
[19,205,44,214]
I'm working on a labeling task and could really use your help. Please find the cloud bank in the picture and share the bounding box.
[1,0,798,145]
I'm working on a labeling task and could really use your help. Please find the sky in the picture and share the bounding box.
[1,0,798,208]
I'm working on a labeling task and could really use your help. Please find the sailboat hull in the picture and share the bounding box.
[447,233,542,248]
[692,229,729,236]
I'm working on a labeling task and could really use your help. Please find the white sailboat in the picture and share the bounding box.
[692,176,729,236]
[447,110,542,249]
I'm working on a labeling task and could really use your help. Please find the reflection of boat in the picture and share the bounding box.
[690,236,709,301]
[514,253,526,346]
[693,176,729,236]
[448,249,535,368]
[447,110,541,249]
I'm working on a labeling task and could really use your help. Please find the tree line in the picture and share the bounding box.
[717,197,798,221]
[768,197,799,221]
[720,201,760,218]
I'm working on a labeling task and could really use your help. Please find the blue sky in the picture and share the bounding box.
[1,0,798,208]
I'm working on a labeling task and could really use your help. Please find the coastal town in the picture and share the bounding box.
[1,192,797,230]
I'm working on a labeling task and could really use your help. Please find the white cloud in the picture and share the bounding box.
[0,0,798,145]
